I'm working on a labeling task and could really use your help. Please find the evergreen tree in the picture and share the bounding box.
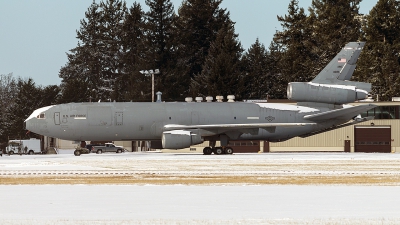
[0,73,18,143]
[59,1,102,102]
[241,38,270,99]
[266,41,286,99]
[59,0,127,102]
[274,0,316,84]
[365,0,400,45]
[354,0,400,101]
[175,0,233,97]
[41,85,62,106]
[191,24,243,99]
[308,0,362,73]
[120,3,147,101]
[5,78,42,140]
[99,0,127,101]
[142,0,176,101]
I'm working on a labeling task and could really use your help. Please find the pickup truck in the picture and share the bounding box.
[91,143,125,154]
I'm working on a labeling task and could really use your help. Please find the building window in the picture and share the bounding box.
[361,106,400,119]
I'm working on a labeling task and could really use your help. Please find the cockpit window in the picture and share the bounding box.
[37,113,45,119]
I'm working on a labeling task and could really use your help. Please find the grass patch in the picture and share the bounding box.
[1,174,400,185]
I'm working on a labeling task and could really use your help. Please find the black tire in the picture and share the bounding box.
[214,147,223,155]
[97,149,102,154]
[74,150,81,156]
[116,149,122,153]
[203,147,212,155]
[9,151,14,155]
[28,150,34,155]
[225,147,234,155]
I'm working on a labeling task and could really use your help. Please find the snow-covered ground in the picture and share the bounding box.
[1,152,400,224]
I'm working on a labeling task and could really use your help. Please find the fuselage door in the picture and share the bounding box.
[191,111,199,125]
[115,112,123,126]
[54,112,60,125]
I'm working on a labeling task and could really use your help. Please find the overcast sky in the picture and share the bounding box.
[0,0,377,86]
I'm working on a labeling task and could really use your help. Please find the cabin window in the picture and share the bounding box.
[37,113,45,119]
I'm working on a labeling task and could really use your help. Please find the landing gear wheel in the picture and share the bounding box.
[74,150,81,156]
[203,147,212,155]
[225,147,234,155]
[214,147,223,155]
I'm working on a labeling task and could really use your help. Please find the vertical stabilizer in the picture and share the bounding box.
[311,42,370,92]
[287,42,372,104]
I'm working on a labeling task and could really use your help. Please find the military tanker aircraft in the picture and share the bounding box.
[25,42,375,155]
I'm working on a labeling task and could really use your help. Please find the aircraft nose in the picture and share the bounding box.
[24,113,36,132]
[25,105,54,133]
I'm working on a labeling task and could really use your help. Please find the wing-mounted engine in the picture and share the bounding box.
[162,130,203,149]
[287,82,370,104]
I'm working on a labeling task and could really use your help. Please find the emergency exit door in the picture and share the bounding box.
[54,112,60,125]
[115,112,123,126]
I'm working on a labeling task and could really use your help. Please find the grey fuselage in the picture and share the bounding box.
[25,101,344,143]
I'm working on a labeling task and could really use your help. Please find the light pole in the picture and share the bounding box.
[140,69,160,102]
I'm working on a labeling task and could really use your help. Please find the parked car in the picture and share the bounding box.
[91,143,125,154]
[85,144,103,151]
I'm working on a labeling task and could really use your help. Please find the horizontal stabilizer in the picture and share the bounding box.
[303,104,376,122]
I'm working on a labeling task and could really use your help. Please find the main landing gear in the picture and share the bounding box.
[203,146,234,155]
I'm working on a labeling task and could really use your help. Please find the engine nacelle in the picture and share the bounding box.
[162,130,203,149]
[287,82,368,104]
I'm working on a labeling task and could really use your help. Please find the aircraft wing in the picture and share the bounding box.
[164,123,315,131]
[303,104,376,122]
[164,123,316,136]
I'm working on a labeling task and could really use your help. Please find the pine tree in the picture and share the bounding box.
[274,0,316,84]
[98,0,127,102]
[175,0,232,97]
[59,0,127,102]
[142,0,176,101]
[241,38,270,99]
[0,73,18,143]
[5,78,42,140]
[120,3,147,101]
[191,24,243,99]
[59,1,102,102]
[365,0,400,45]
[354,0,400,101]
[266,41,286,99]
[308,0,362,73]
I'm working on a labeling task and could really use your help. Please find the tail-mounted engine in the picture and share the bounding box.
[287,82,370,105]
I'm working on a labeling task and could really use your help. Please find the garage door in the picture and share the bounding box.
[227,141,260,153]
[354,126,391,153]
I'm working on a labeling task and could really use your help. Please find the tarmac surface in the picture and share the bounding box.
[1,151,400,185]
[1,152,400,224]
